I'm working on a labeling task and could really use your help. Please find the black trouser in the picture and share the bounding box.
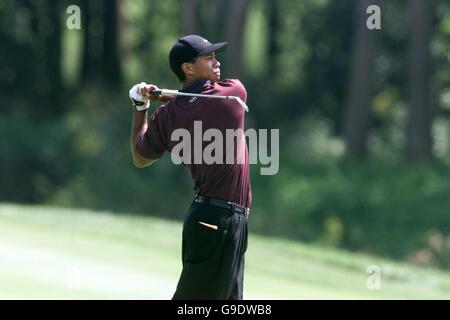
[172,198,248,300]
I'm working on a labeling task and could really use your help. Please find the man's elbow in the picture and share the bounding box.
[132,154,156,168]
[133,159,147,168]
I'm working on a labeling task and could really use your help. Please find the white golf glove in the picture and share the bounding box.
[129,82,150,111]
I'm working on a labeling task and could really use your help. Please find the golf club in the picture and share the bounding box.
[151,89,249,112]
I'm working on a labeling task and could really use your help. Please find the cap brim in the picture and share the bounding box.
[198,42,228,56]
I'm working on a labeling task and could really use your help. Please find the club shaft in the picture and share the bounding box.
[153,89,230,100]
[151,89,249,112]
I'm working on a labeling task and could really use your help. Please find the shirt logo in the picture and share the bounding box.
[189,97,198,103]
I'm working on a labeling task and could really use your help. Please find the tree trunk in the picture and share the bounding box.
[81,0,92,83]
[225,0,252,77]
[47,0,62,95]
[206,0,228,40]
[406,0,432,162]
[81,0,104,85]
[182,0,199,34]
[24,1,63,113]
[267,0,279,76]
[103,0,123,87]
[343,0,379,158]
[22,0,39,97]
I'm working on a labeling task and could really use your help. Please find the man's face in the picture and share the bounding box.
[189,52,221,82]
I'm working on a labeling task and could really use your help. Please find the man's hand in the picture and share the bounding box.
[129,82,151,111]
[142,84,173,103]
[129,82,173,111]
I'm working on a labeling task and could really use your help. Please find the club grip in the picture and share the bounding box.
[150,90,162,95]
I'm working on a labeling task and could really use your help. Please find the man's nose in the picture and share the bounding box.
[214,58,220,68]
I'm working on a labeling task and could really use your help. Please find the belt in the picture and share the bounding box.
[195,195,250,219]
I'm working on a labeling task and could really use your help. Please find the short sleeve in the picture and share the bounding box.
[136,105,170,160]
[226,79,247,103]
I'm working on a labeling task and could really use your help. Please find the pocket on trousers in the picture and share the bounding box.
[184,220,227,265]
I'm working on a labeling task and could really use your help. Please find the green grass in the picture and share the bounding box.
[1,204,450,299]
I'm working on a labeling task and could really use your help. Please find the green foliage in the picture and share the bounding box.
[250,150,450,262]
[0,111,77,203]
[43,87,194,217]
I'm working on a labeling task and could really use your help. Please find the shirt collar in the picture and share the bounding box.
[180,80,211,93]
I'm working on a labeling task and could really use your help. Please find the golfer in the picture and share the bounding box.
[128,35,251,300]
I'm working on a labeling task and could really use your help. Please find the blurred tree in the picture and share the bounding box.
[10,0,65,114]
[47,0,63,98]
[226,0,252,77]
[343,0,379,158]
[293,1,354,132]
[182,0,200,34]
[406,0,433,161]
[81,0,103,84]
[178,0,252,78]
[205,0,228,40]
[0,2,27,110]
[80,0,123,87]
[267,0,280,76]
[102,0,123,87]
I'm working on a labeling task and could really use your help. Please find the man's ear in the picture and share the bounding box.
[181,62,194,77]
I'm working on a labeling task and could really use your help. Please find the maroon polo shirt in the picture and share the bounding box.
[136,79,252,208]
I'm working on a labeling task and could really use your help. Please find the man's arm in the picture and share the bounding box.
[131,109,157,168]
[129,82,171,168]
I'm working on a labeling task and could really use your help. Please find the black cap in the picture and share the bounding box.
[169,35,227,76]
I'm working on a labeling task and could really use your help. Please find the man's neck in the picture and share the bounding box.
[179,80,209,93]
[182,78,217,89]
[181,79,196,89]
